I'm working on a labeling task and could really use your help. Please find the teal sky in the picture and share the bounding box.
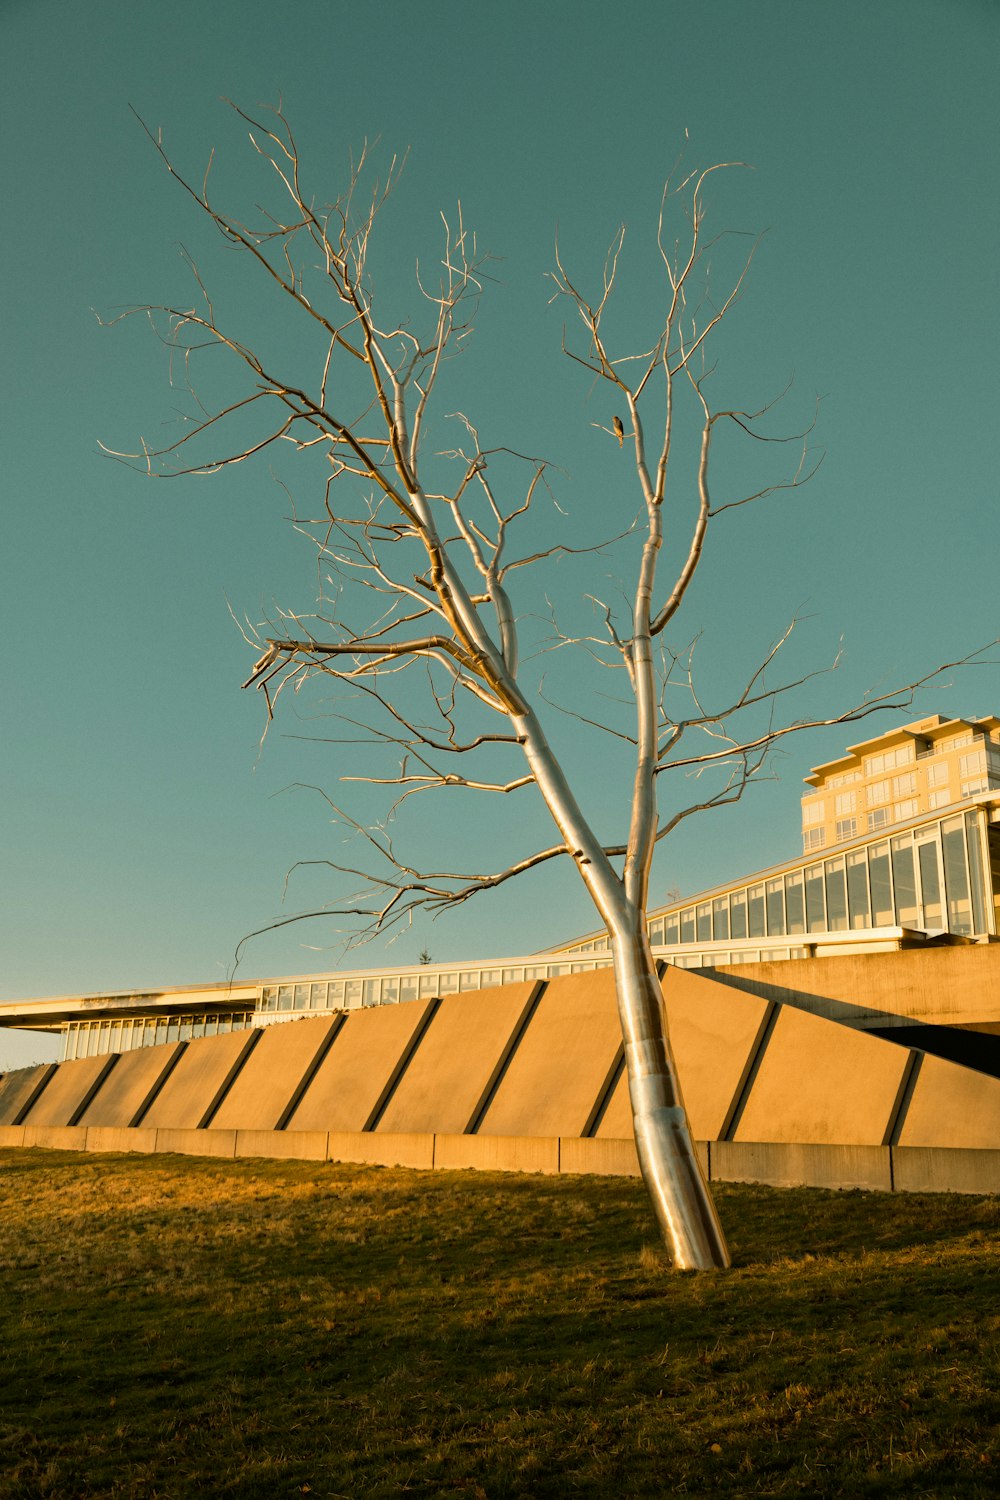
[2,0,999,1067]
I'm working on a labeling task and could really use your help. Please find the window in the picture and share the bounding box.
[962,778,988,798]
[891,835,919,925]
[748,885,766,938]
[784,872,805,934]
[730,891,747,940]
[766,879,785,935]
[869,841,893,925]
[802,798,825,826]
[867,808,890,832]
[712,897,730,941]
[942,815,972,934]
[836,817,858,842]
[959,750,985,778]
[824,856,848,931]
[867,780,890,806]
[892,772,916,797]
[966,811,988,934]
[894,799,918,821]
[865,744,914,776]
[929,789,953,809]
[847,849,870,928]
[827,770,860,788]
[835,792,856,815]
[805,864,826,931]
[927,760,949,787]
[803,827,825,851]
[696,903,712,941]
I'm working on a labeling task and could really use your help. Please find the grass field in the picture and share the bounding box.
[1,1148,998,1498]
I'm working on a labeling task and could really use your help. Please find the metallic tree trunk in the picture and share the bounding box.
[610,923,731,1270]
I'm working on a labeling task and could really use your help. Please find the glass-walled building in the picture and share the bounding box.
[560,716,1000,968]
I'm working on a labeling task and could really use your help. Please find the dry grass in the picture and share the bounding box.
[1,1148,998,1497]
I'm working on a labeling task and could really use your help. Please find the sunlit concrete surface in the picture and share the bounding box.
[0,1064,53,1126]
[233,1129,328,1161]
[328,1131,435,1170]
[716,945,1000,1035]
[75,1044,184,1128]
[374,981,538,1136]
[730,1005,911,1147]
[138,1030,257,1130]
[434,1132,561,1174]
[18,1054,116,1129]
[475,972,622,1138]
[896,1054,1000,1149]
[284,999,437,1133]
[711,1141,893,1192]
[209,1017,339,1131]
[596,968,773,1140]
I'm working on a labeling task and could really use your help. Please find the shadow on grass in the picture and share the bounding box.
[1,1150,998,1498]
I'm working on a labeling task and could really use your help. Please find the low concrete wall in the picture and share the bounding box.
[892,1146,1000,1194]
[712,1140,893,1192]
[234,1128,328,1161]
[6,1126,1000,1194]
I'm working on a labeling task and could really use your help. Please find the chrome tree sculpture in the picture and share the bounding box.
[108,106,960,1269]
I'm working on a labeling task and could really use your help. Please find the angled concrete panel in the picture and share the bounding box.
[732,1004,910,1146]
[19,1054,117,1128]
[210,1017,339,1130]
[284,999,437,1133]
[595,967,772,1140]
[0,1065,55,1126]
[375,982,538,1135]
[475,971,621,1138]
[139,1030,257,1129]
[896,1054,1000,1149]
[75,1044,184,1128]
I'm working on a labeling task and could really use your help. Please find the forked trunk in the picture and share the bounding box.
[609,923,730,1270]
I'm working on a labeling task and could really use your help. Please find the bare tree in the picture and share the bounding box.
[106,105,979,1270]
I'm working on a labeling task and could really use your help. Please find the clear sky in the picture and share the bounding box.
[2,0,999,1068]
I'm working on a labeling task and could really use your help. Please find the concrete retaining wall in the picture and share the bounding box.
[3,958,998,1193]
[4,1122,1000,1194]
